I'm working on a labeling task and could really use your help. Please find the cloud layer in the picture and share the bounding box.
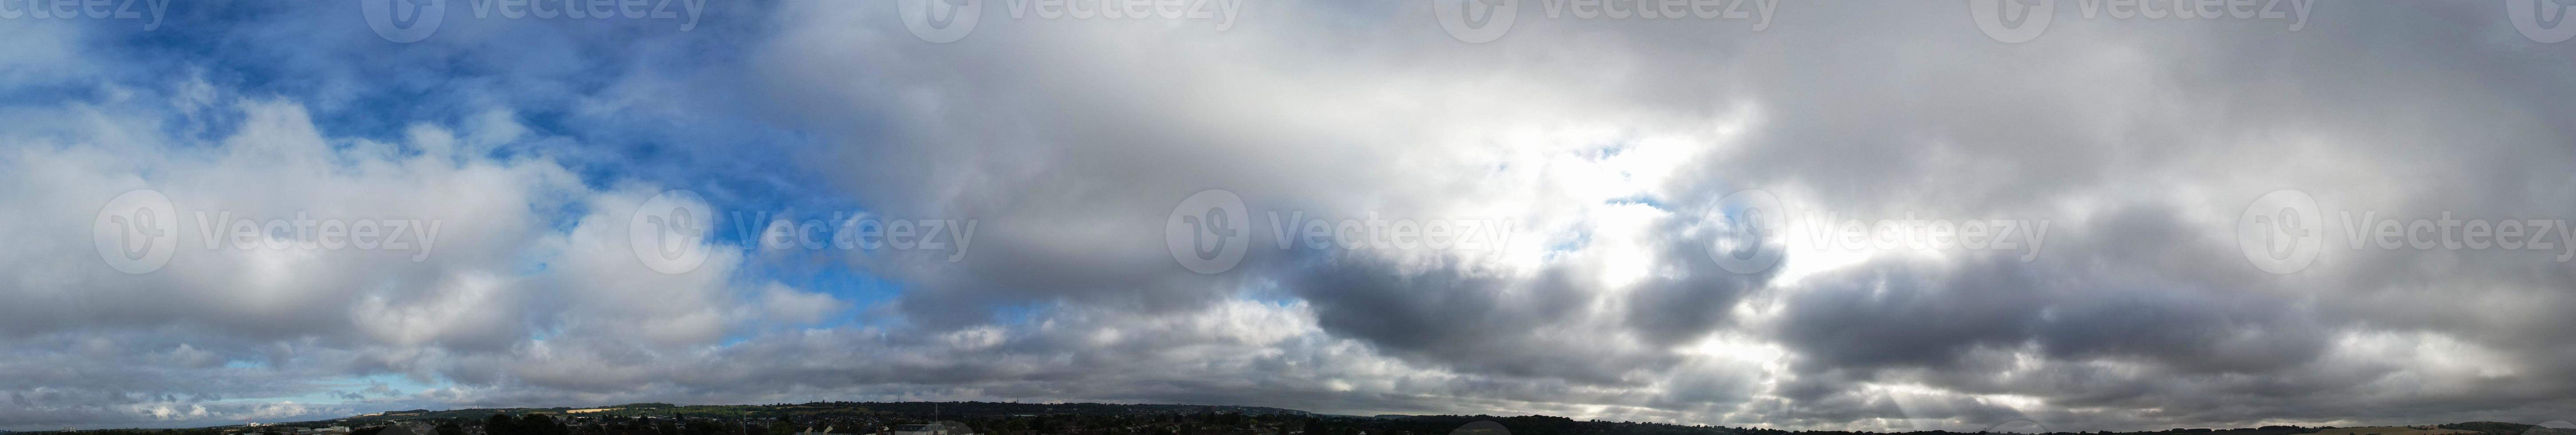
[3,0,2575,432]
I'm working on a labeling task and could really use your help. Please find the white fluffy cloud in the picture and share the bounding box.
[0,75,833,427]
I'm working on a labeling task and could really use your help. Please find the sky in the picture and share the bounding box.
[4,0,2576,432]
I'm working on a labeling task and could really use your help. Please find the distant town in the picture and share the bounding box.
[12,402,2572,435]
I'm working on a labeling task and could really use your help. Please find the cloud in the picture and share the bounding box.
[5,1,2576,432]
